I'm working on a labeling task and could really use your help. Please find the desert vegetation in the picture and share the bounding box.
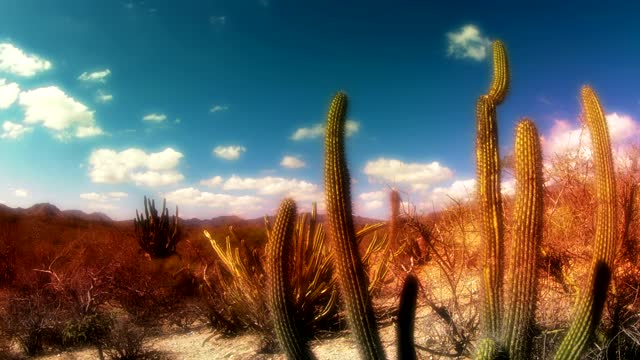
[0,40,638,360]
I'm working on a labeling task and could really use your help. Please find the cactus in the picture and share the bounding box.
[397,273,419,360]
[487,40,510,104]
[553,86,617,359]
[503,119,543,360]
[324,92,386,359]
[134,196,181,259]
[266,198,315,360]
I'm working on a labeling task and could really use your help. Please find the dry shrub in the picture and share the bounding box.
[103,318,166,360]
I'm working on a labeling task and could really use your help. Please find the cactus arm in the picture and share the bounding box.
[487,41,510,105]
[324,92,386,360]
[476,95,505,339]
[554,86,617,359]
[503,119,543,360]
[267,199,315,360]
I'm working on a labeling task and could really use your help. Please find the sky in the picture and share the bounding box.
[0,0,639,220]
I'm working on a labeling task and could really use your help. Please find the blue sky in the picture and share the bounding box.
[0,1,639,220]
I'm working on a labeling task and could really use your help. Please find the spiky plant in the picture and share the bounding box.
[553,86,617,359]
[324,92,386,359]
[134,196,181,259]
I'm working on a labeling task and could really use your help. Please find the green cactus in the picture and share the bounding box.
[553,86,617,359]
[324,92,386,359]
[266,198,315,360]
[503,119,543,360]
[134,196,181,259]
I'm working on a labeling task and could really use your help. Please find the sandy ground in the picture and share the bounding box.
[32,322,401,360]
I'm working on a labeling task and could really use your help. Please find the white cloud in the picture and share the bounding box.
[78,69,111,83]
[0,43,52,77]
[164,187,263,214]
[210,105,229,113]
[96,90,113,103]
[363,158,453,191]
[213,145,246,160]
[446,24,492,61]
[143,113,167,122]
[290,120,360,140]
[1,121,32,139]
[18,86,103,139]
[223,175,317,196]
[358,190,386,211]
[280,155,306,168]
[88,147,184,187]
[0,79,20,108]
[200,175,223,187]
[14,188,28,197]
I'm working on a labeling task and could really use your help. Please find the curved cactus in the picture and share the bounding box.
[554,86,617,359]
[503,119,543,360]
[266,198,315,360]
[324,92,386,359]
[476,94,505,339]
[487,40,510,105]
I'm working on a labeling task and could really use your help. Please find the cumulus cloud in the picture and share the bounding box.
[164,187,263,214]
[358,190,386,211]
[0,79,20,108]
[213,145,246,160]
[446,24,492,61]
[210,105,229,113]
[14,188,28,197]
[142,113,167,122]
[78,69,111,83]
[1,121,32,139]
[96,90,113,103]
[18,86,103,139]
[0,43,52,76]
[290,120,360,140]
[363,158,453,191]
[541,113,640,161]
[199,175,224,188]
[224,175,317,195]
[88,147,184,187]
[280,155,306,168]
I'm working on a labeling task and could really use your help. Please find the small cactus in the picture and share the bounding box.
[134,196,181,259]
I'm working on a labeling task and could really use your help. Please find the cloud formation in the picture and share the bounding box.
[199,175,223,187]
[96,90,113,103]
[18,86,103,139]
[446,25,491,61]
[363,158,453,191]
[142,113,167,122]
[213,145,246,160]
[78,69,111,83]
[80,191,128,202]
[210,105,229,113]
[290,120,360,140]
[1,121,32,139]
[280,155,306,168]
[0,79,20,108]
[88,147,184,187]
[164,187,263,215]
[0,43,52,77]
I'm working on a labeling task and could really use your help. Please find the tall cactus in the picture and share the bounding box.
[134,196,181,259]
[487,40,510,104]
[324,92,386,359]
[503,119,543,359]
[553,86,617,359]
[266,198,315,360]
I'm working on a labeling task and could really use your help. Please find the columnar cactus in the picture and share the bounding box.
[503,119,543,360]
[553,86,617,359]
[266,198,315,360]
[134,196,181,259]
[397,273,419,360]
[324,92,386,359]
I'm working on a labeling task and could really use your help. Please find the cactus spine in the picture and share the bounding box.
[503,119,543,359]
[554,86,617,359]
[266,198,315,360]
[324,92,386,359]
